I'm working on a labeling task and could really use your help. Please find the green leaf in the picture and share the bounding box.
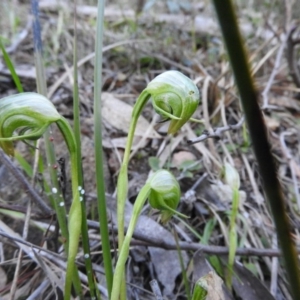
[0,38,24,93]
[148,156,161,171]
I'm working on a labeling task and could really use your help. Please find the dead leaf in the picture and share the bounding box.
[210,181,246,207]
[158,132,186,168]
[264,115,280,131]
[201,271,225,300]
[148,246,188,296]
[171,151,197,168]
[2,272,40,300]
[290,159,300,179]
[101,92,160,139]
[217,256,276,300]
[231,261,276,300]
[269,96,300,112]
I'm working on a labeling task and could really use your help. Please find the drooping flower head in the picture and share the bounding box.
[148,169,181,223]
[0,92,61,156]
[146,71,200,134]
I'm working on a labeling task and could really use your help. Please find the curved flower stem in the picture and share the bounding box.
[56,119,82,300]
[112,183,151,300]
[0,90,84,298]
[0,92,82,298]
[30,1,82,296]
[117,90,151,242]
[211,0,300,298]
[31,0,71,257]
[116,90,151,299]
[116,71,199,299]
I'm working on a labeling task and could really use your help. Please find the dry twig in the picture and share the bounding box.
[0,224,298,259]
[262,28,292,110]
[187,116,244,144]
[280,130,300,210]
[0,148,53,216]
[149,280,164,300]
[287,24,300,89]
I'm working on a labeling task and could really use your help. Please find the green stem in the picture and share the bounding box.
[227,188,239,289]
[0,40,24,93]
[117,90,150,248]
[174,229,191,300]
[72,4,97,297]
[112,183,151,300]
[94,0,113,297]
[116,90,151,299]
[30,1,84,295]
[56,119,81,300]
[211,1,300,298]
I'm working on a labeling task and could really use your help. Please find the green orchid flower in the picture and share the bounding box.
[146,70,200,134]
[112,169,185,300]
[0,93,61,156]
[117,70,200,244]
[148,169,186,223]
[115,71,199,300]
[0,92,81,300]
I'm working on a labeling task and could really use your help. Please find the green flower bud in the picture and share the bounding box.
[222,163,240,190]
[0,92,61,156]
[147,169,181,223]
[191,272,224,300]
[191,278,208,300]
[146,70,200,134]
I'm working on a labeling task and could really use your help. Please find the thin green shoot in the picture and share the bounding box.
[222,163,241,289]
[212,1,300,297]
[174,229,191,300]
[173,215,203,241]
[227,188,239,288]
[14,152,33,177]
[191,277,208,300]
[94,0,113,297]
[71,3,97,298]
[111,183,151,300]
[201,218,217,245]
[0,39,23,92]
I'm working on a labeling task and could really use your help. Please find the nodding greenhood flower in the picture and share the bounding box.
[147,169,183,223]
[0,92,61,156]
[112,169,184,299]
[146,70,200,134]
[0,92,84,299]
[115,71,197,298]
